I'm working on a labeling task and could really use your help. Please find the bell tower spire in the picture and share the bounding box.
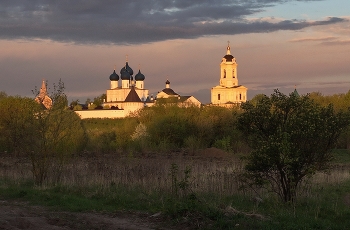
[227,41,231,55]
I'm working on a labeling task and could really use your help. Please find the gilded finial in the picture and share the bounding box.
[226,41,231,55]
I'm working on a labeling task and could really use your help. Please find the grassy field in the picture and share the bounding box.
[0,149,350,229]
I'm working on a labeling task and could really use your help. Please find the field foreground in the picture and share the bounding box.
[0,200,169,230]
[1,148,350,229]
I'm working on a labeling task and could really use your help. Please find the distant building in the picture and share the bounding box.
[156,80,201,107]
[211,42,248,106]
[35,80,52,109]
[76,58,152,119]
[103,59,149,115]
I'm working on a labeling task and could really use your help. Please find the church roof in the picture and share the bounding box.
[162,88,178,95]
[124,87,142,102]
[178,96,191,102]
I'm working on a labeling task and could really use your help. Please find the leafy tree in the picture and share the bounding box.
[0,91,7,100]
[29,80,85,184]
[0,96,41,154]
[1,80,86,185]
[85,98,92,105]
[238,90,350,202]
[29,107,86,185]
[249,93,266,106]
[93,94,106,107]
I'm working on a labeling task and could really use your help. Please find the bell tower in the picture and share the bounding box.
[211,42,247,106]
[219,41,238,88]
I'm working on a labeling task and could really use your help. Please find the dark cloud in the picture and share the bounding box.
[0,0,345,44]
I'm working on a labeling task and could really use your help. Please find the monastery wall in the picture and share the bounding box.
[75,110,126,119]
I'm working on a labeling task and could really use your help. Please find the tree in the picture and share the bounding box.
[29,107,86,185]
[0,80,86,185]
[0,96,41,154]
[238,90,350,202]
[0,91,7,100]
[93,94,106,107]
[29,79,85,185]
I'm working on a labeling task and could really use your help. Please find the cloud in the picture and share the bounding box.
[321,39,350,46]
[289,36,338,43]
[0,0,346,44]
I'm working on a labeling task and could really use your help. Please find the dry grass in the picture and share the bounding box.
[0,148,349,199]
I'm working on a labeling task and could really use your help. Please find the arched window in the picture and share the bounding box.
[218,94,221,100]
[224,69,226,78]
[233,69,235,78]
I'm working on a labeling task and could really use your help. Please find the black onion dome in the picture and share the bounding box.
[135,70,145,81]
[120,62,133,76]
[224,54,234,62]
[165,79,170,84]
[120,69,131,80]
[109,70,119,81]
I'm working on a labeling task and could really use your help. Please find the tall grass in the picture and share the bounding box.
[1,151,350,229]
[1,153,349,198]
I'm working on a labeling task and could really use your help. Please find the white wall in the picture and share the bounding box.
[75,110,126,119]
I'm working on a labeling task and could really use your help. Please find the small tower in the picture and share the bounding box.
[120,57,133,89]
[135,65,145,89]
[165,79,170,89]
[35,79,52,109]
[109,66,119,89]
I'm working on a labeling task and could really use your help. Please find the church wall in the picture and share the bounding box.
[106,88,131,102]
[211,87,247,104]
[75,110,126,119]
[123,102,144,115]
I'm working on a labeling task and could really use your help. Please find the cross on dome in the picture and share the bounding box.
[227,41,231,55]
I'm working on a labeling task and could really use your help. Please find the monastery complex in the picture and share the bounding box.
[38,43,248,118]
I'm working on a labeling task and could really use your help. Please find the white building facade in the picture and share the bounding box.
[211,43,248,106]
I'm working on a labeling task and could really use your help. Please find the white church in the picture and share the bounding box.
[74,43,247,119]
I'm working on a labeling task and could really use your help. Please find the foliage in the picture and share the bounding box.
[93,94,106,106]
[238,90,350,202]
[134,104,243,152]
[0,81,86,185]
[0,96,41,154]
[0,91,7,99]
[50,79,68,108]
[28,108,86,185]
[131,123,148,141]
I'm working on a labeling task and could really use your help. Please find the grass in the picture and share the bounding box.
[332,149,350,164]
[0,149,350,229]
[1,178,350,229]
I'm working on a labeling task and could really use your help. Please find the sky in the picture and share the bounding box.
[0,0,350,104]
